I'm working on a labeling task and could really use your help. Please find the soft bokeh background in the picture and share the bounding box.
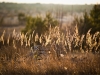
[0,0,100,4]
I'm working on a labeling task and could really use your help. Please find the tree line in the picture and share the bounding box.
[0,2,93,13]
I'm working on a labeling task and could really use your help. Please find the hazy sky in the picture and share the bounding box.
[0,0,100,4]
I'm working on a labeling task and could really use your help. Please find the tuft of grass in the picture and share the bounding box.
[0,25,100,75]
[0,53,100,75]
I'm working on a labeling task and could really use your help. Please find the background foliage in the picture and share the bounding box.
[73,4,100,34]
[22,13,58,38]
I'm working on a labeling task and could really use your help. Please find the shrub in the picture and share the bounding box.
[22,13,58,42]
[73,4,100,34]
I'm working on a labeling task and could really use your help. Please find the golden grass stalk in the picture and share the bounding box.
[7,34,10,45]
[13,39,16,49]
[35,33,39,42]
[0,30,5,45]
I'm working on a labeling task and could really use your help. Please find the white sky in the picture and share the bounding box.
[0,0,100,4]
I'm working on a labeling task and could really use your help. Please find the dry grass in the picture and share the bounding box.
[0,25,100,75]
[0,52,100,75]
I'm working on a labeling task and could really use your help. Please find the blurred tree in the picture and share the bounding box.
[18,12,26,24]
[22,13,58,38]
[89,5,100,33]
[0,17,4,26]
[73,4,100,34]
[82,11,91,34]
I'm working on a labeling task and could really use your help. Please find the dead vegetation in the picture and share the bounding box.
[0,25,100,75]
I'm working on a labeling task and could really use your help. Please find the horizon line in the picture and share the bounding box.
[0,1,99,5]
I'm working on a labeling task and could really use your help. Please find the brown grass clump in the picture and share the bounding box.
[0,25,100,75]
[0,52,100,75]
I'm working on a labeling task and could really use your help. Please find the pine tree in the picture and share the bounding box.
[89,5,100,33]
[22,13,58,40]
[76,4,100,34]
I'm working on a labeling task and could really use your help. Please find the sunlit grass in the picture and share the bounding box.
[0,25,100,75]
